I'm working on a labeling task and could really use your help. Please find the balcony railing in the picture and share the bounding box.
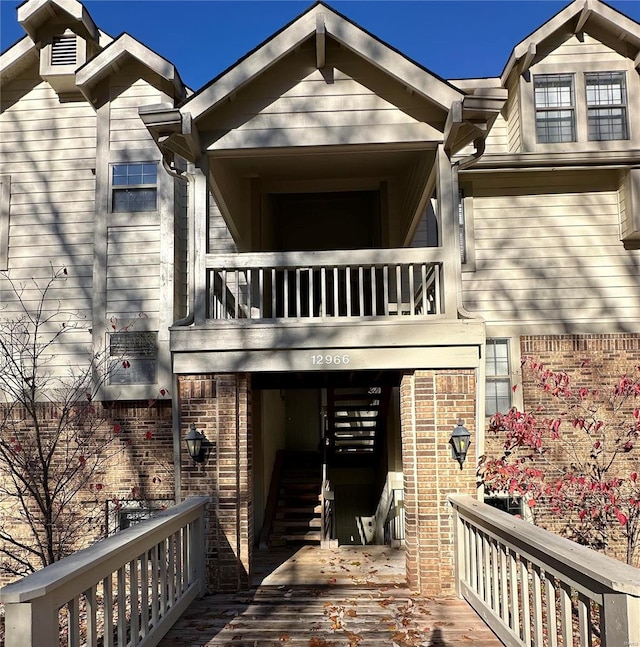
[205,247,444,321]
[0,497,208,647]
[450,495,640,647]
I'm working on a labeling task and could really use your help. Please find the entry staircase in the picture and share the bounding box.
[260,451,323,547]
[326,386,391,458]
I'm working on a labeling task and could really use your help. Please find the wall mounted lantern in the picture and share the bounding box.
[184,423,205,464]
[449,419,471,469]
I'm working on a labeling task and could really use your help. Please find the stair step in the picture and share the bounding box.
[276,505,322,514]
[273,518,321,529]
[279,531,321,542]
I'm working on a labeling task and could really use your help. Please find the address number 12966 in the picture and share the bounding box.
[311,354,351,366]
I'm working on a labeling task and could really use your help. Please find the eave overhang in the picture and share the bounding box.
[0,36,38,83]
[17,0,99,43]
[181,2,463,123]
[501,0,640,84]
[76,33,186,104]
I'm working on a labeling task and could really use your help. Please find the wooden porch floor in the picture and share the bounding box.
[158,546,502,646]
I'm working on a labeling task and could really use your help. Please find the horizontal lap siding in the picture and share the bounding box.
[484,114,508,154]
[506,75,521,153]
[0,66,97,378]
[541,34,622,65]
[106,226,160,322]
[461,171,640,328]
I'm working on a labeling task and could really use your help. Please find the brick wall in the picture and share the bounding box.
[178,373,252,592]
[484,334,640,566]
[400,369,476,596]
[0,399,174,585]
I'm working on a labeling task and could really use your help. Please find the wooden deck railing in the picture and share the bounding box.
[205,247,444,321]
[450,495,640,647]
[0,497,208,647]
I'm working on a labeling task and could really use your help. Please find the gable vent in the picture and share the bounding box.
[51,35,77,66]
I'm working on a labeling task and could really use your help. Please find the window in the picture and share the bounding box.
[486,339,511,416]
[109,332,157,385]
[108,499,170,535]
[485,495,524,517]
[586,72,628,141]
[111,163,157,213]
[534,74,575,143]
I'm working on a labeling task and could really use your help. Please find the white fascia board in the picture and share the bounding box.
[0,36,37,77]
[184,11,317,120]
[18,0,99,42]
[322,9,462,111]
[76,33,180,94]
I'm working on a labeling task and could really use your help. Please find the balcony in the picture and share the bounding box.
[173,246,483,374]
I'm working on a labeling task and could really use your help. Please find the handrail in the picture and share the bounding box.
[1,496,209,647]
[450,494,640,647]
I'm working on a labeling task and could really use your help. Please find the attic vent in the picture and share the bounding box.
[51,35,77,66]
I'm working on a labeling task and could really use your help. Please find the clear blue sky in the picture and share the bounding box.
[2,0,639,89]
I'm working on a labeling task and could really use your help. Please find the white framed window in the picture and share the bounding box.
[107,498,171,535]
[109,331,157,385]
[485,338,512,416]
[534,74,576,143]
[111,162,158,213]
[484,495,524,517]
[585,71,628,141]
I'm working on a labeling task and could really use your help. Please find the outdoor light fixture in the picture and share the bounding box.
[184,423,205,464]
[449,419,471,469]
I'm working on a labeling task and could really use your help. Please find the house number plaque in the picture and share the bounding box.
[310,354,351,366]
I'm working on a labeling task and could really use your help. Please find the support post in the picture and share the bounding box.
[4,600,58,647]
[601,593,640,647]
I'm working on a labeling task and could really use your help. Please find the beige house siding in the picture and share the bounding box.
[505,73,521,153]
[540,33,623,67]
[484,112,508,154]
[0,64,97,378]
[461,170,640,331]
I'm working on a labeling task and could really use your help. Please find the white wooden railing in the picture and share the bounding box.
[450,495,640,647]
[205,247,444,321]
[0,497,208,647]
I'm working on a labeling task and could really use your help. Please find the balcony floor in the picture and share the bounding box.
[158,546,502,646]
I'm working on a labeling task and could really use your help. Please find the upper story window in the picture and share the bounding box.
[585,71,628,141]
[111,163,157,213]
[486,338,512,417]
[534,74,575,143]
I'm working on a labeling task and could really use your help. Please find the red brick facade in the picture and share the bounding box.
[400,369,477,596]
[178,374,253,592]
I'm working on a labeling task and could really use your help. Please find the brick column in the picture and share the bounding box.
[400,369,476,596]
[178,373,253,592]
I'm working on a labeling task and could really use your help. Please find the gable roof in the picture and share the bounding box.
[76,33,186,102]
[501,0,640,83]
[182,1,464,121]
[17,0,99,42]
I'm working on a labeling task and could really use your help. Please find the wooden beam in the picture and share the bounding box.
[443,101,463,153]
[635,50,640,70]
[316,13,326,69]
[574,2,591,35]
[520,43,536,77]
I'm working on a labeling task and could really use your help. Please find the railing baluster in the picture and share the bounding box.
[546,574,558,647]
[259,268,264,318]
[434,265,441,314]
[68,596,80,647]
[358,266,364,316]
[176,530,183,598]
[234,270,239,319]
[308,268,313,318]
[395,265,402,316]
[532,564,543,646]
[117,566,126,647]
[130,558,139,645]
[421,263,428,315]
[409,264,415,314]
[370,267,377,316]
[491,539,499,613]
[560,581,573,647]
[321,267,327,317]
[221,269,227,319]
[578,593,593,646]
[85,586,98,647]
[499,543,508,623]
[508,549,519,633]
[483,533,491,603]
[151,543,159,628]
[520,559,531,646]
[284,269,289,318]
[168,533,176,605]
[140,552,149,638]
[159,540,168,617]
[333,267,339,316]
[103,575,114,647]
[271,268,276,318]
[247,269,252,318]
[296,268,301,317]
[345,267,352,317]
[383,265,389,316]
[476,529,484,597]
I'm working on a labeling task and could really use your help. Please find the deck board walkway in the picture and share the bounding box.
[158,546,502,647]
